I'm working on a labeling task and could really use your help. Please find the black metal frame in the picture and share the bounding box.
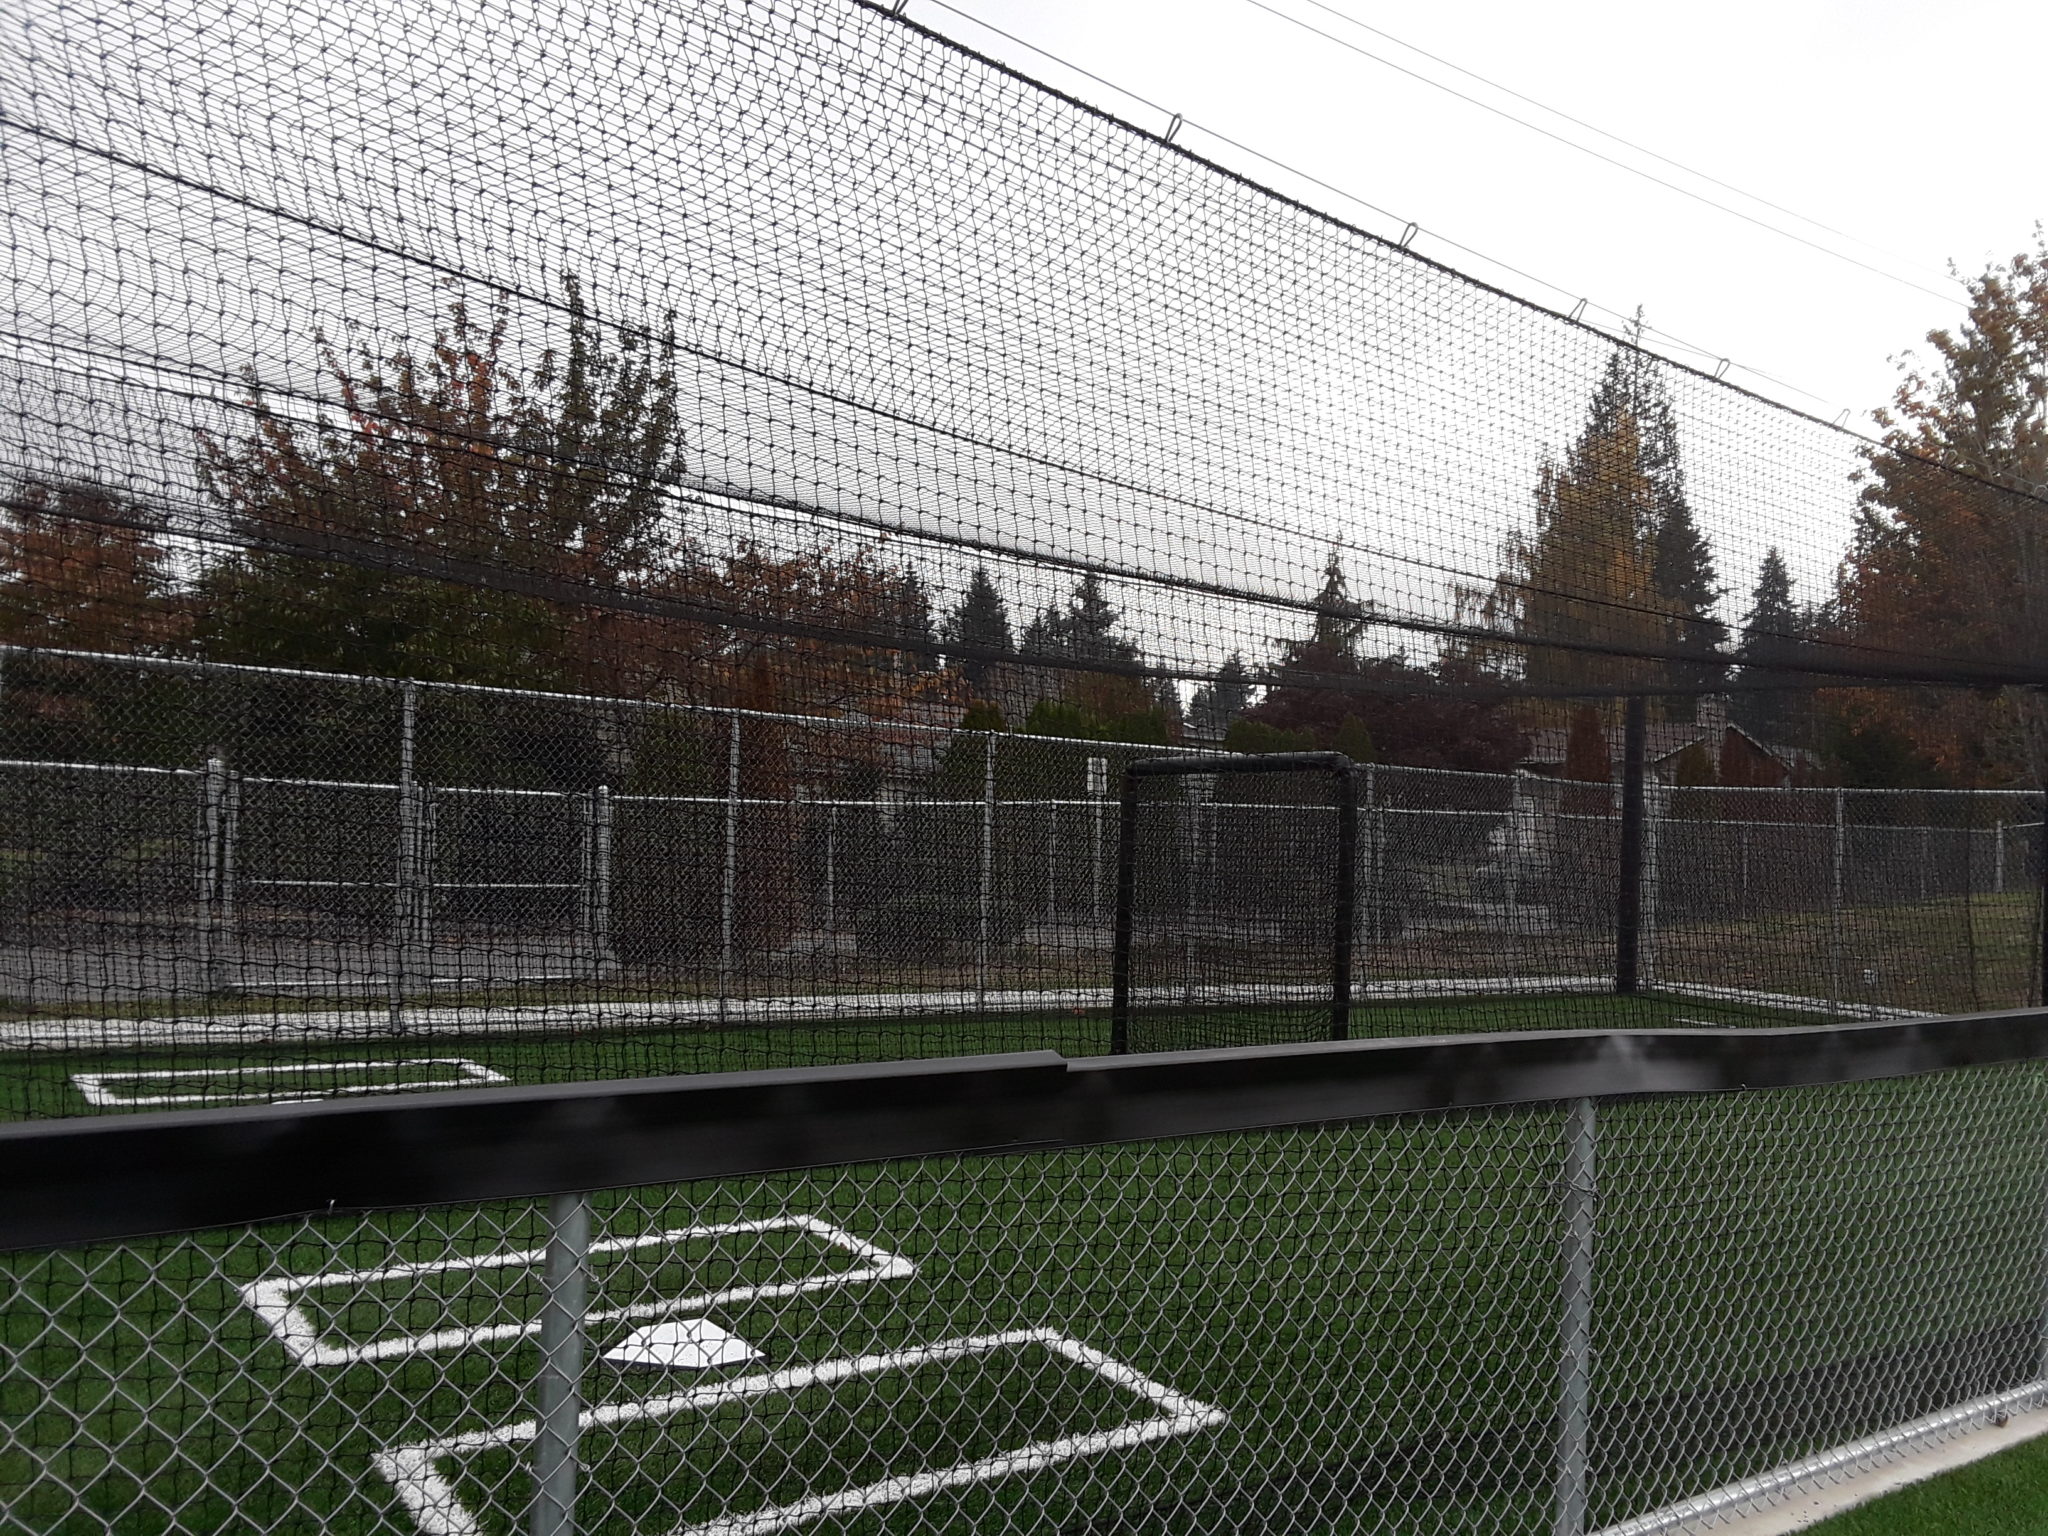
[10,1008,2048,1252]
[1110,752,1360,1054]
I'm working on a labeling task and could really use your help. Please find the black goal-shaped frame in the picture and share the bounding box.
[1110,751,1361,1055]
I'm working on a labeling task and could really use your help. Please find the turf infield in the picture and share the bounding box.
[0,989,1834,1121]
[5,1027,2041,1536]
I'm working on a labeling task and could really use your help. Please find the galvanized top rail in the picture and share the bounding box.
[6,1007,2048,1252]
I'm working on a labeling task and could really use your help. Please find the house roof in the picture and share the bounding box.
[1522,722,1799,771]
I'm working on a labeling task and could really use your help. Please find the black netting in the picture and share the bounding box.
[4,0,2047,1119]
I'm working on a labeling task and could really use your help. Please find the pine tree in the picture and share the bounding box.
[1309,548,1369,659]
[1730,548,1811,745]
[940,565,1013,693]
[1585,330,1725,711]
[1188,652,1253,737]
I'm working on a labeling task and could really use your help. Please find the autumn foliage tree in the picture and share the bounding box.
[1836,235,2048,784]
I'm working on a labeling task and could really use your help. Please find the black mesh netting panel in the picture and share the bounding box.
[1116,756,1354,1053]
[4,0,2048,1117]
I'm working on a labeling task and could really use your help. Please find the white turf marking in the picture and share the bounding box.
[603,1317,762,1371]
[70,1058,507,1107]
[371,1328,1226,1536]
[239,1215,913,1367]
[6,975,1622,1048]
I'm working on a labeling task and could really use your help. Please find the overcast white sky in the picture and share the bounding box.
[917,0,2046,429]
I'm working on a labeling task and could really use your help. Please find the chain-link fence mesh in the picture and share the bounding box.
[5,651,2045,1119]
[8,1060,2048,1534]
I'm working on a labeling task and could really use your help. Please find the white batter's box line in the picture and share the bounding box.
[241,1215,914,1368]
[372,1327,1227,1536]
[71,1058,508,1107]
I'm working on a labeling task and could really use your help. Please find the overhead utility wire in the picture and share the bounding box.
[914,0,1832,409]
[1236,0,1962,306]
[1289,0,1959,292]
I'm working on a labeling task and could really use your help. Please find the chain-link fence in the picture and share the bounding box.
[7,1021,2048,1535]
[5,649,2045,1120]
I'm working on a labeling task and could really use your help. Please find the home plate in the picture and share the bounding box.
[603,1317,762,1370]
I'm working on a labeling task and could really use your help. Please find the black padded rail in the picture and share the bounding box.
[8,1010,2048,1251]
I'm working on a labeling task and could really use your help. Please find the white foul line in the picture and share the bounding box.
[371,1328,1226,1536]
[239,1215,913,1367]
[71,1057,508,1107]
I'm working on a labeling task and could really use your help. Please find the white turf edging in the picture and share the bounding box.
[0,975,1624,1050]
[0,977,1913,1052]
[1595,1379,2048,1535]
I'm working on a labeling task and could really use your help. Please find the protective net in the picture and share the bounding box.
[4,0,2047,1118]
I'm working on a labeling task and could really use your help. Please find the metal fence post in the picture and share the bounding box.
[578,785,612,977]
[196,755,232,995]
[1997,819,2008,895]
[1829,788,1847,1016]
[1332,761,1358,1041]
[719,717,741,1024]
[391,681,420,1032]
[823,803,838,942]
[1088,756,1108,927]
[978,734,996,1008]
[1554,1096,1599,1536]
[1363,764,1381,952]
[530,1189,593,1536]
[1614,697,1647,995]
[1640,778,1663,988]
[1109,767,1140,1055]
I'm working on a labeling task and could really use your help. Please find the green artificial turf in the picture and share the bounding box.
[6,1060,2046,1535]
[0,988,1828,1121]
[1804,1433,2048,1535]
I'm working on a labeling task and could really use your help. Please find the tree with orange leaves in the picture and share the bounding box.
[1836,235,2048,785]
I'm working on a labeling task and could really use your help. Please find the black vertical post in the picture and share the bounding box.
[2038,778,2048,1008]
[1615,696,1648,996]
[1332,760,1358,1041]
[1109,770,1141,1055]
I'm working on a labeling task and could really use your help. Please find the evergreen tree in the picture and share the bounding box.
[1309,547,1370,659]
[940,565,1012,693]
[1188,652,1253,737]
[1730,548,1815,745]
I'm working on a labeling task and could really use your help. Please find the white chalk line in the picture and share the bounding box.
[370,1328,1226,1536]
[239,1215,913,1368]
[6,976,1621,1049]
[70,1057,507,1107]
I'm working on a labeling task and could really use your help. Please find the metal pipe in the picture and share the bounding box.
[718,717,741,1024]
[390,681,419,1033]
[978,735,996,1008]
[1332,761,1358,1041]
[1554,1096,1599,1536]
[1615,697,1647,995]
[529,1190,593,1536]
[1109,768,1141,1055]
[1829,788,1847,1017]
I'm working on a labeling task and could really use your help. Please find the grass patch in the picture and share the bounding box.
[1803,1430,2048,1534]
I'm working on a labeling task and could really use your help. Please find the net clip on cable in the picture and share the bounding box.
[1163,112,1183,144]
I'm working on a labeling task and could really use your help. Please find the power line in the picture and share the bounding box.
[1286,0,1959,293]
[910,0,1848,412]
[1236,0,1963,305]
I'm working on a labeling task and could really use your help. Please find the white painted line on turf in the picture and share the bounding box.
[239,1215,912,1367]
[70,1057,507,1107]
[371,1328,1226,1536]
[2,975,1622,1047]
